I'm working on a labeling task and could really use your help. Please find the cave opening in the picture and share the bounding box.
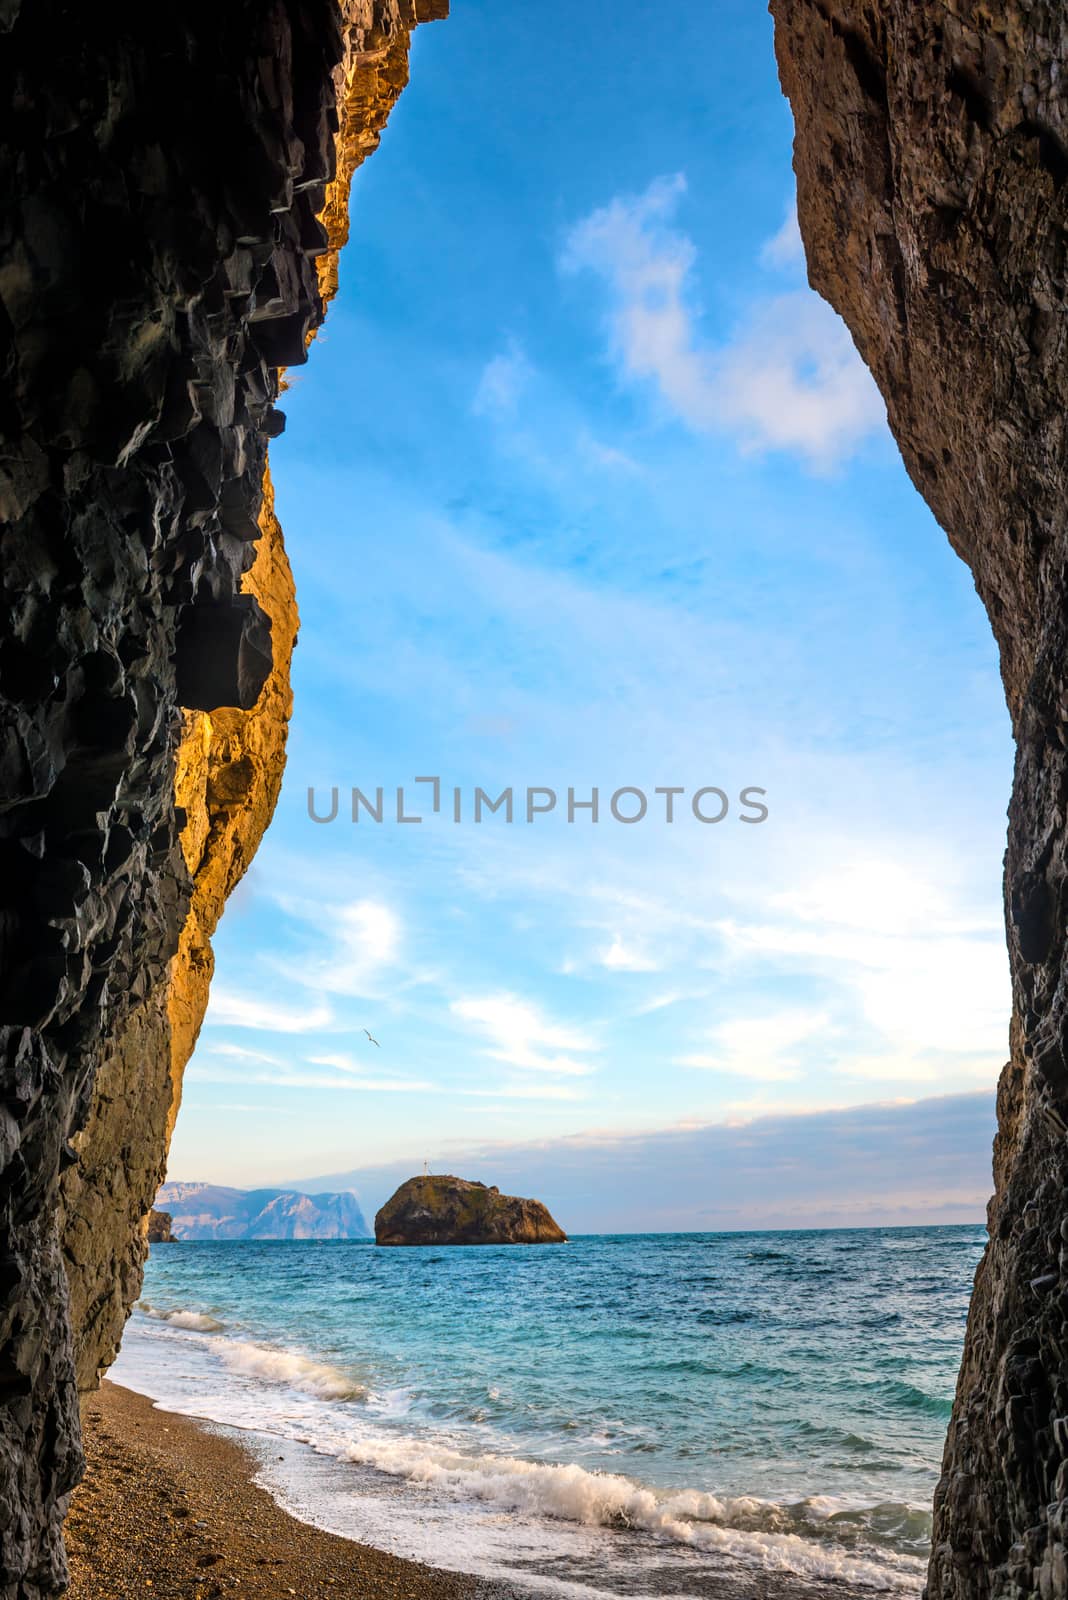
[2,2,1060,1597]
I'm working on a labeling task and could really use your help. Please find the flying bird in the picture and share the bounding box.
[363,1029,380,1047]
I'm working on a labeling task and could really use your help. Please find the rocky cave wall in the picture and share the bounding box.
[0,2,443,1592]
[770,3,1068,1596]
[56,0,436,1403]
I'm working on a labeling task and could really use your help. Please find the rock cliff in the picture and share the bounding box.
[157,1182,370,1240]
[375,1176,568,1246]
[145,1212,175,1247]
[0,1,443,1591]
[770,4,1068,1595]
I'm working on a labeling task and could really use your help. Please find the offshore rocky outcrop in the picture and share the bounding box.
[770,4,1068,1596]
[144,1212,175,1247]
[0,1,443,1592]
[376,1175,568,1246]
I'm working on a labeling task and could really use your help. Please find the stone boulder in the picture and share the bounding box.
[375,1175,567,1246]
[145,1211,175,1245]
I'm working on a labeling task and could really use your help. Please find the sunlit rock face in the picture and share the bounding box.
[376,1175,569,1246]
[770,4,1068,1594]
[0,1,444,1589]
[58,467,302,1399]
[145,1212,175,1246]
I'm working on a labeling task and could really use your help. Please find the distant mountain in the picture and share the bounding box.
[156,1182,370,1241]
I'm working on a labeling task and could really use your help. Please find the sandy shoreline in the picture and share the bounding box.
[66,1382,502,1600]
[65,1380,908,1600]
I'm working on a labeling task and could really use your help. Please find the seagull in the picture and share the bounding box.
[363,1029,380,1047]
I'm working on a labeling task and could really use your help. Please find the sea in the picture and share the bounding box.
[112,1225,986,1599]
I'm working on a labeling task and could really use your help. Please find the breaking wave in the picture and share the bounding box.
[323,1435,925,1589]
[118,1226,985,1596]
[138,1302,224,1334]
[216,1339,367,1402]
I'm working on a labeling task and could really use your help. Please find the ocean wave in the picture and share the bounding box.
[138,1302,225,1333]
[872,1379,953,1419]
[823,1500,933,1552]
[327,1434,925,1590]
[116,1319,927,1591]
[217,1339,367,1403]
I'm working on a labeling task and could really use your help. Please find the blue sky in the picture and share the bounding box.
[168,0,1013,1223]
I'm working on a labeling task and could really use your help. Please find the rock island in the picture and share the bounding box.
[375,1175,567,1246]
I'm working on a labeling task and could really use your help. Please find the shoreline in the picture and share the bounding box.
[67,1382,504,1600]
[65,1379,911,1600]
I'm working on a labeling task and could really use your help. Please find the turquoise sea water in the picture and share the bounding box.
[113,1225,986,1597]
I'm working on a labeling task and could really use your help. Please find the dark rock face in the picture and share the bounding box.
[0,2,443,1590]
[145,1212,175,1246]
[376,1175,568,1246]
[770,4,1068,1595]
[60,987,176,1393]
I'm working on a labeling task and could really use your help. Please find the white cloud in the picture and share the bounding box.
[186,1064,436,1094]
[560,174,884,470]
[716,292,885,468]
[576,430,643,475]
[473,339,532,417]
[836,1052,996,1085]
[760,201,804,268]
[206,990,333,1033]
[206,1042,286,1066]
[599,934,660,972]
[678,1009,830,1082]
[287,898,401,998]
[719,856,1011,1067]
[451,993,599,1076]
[633,991,687,1016]
[459,1083,589,1102]
[308,1051,384,1075]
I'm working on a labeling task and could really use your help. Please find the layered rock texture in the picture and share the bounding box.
[145,1212,175,1247]
[770,4,1068,1595]
[57,469,301,1396]
[157,1182,370,1240]
[0,1,443,1591]
[376,1176,568,1246]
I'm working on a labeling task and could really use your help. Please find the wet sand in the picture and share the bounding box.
[66,1382,499,1600]
[65,1381,898,1600]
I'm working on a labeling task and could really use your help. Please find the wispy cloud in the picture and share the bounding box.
[206,990,333,1034]
[599,934,660,972]
[633,991,687,1016]
[473,339,532,418]
[186,1064,436,1094]
[309,1051,391,1076]
[560,173,884,470]
[576,430,643,475]
[718,856,1009,1065]
[451,993,600,1076]
[677,1009,831,1082]
[458,1083,589,1102]
[207,1042,287,1066]
[288,898,401,998]
[760,200,804,269]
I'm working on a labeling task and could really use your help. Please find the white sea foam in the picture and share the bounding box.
[138,1303,224,1333]
[119,1305,925,1593]
[216,1339,366,1403]
[324,1434,925,1590]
